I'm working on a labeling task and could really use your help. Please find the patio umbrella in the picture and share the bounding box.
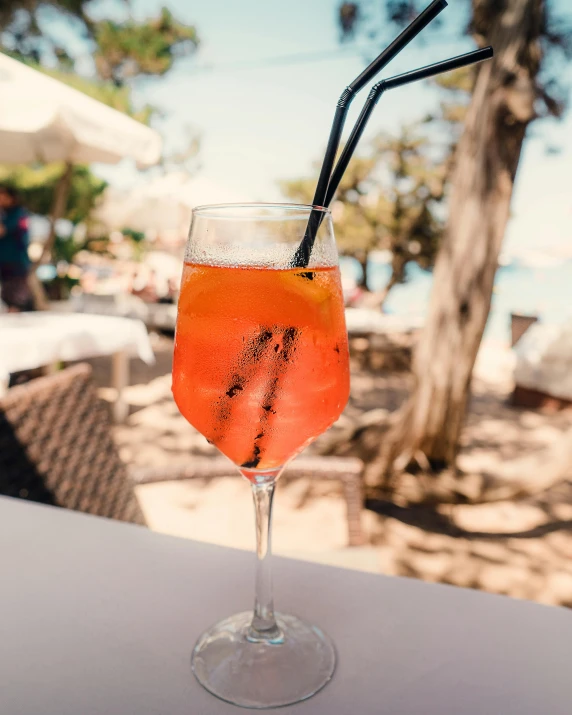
[94,173,252,242]
[0,52,162,265]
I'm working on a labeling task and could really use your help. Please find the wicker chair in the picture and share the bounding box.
[0,363,365,544]
[0,363,145,525]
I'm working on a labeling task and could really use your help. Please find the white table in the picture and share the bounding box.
[345,308,423,336]
[1,496,571,714]
[0,312,154,422]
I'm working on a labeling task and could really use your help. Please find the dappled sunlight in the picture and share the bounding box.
[81,336,572,606]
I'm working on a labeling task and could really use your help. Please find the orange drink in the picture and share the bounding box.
[173,262,349,472]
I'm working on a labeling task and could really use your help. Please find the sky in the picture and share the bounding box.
[56,0,572,257]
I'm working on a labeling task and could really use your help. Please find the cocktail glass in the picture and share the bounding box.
[172,203,350,709]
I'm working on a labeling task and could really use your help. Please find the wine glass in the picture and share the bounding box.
[172,203,350,709]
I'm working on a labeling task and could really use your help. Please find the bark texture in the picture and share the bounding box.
[370,0,544,481]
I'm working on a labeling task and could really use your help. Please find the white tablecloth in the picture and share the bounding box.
[1,496,571,714]
[345,308,423,335]
[0,312,154,383]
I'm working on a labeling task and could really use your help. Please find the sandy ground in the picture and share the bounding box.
[89,334,572,605]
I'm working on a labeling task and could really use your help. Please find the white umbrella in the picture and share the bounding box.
[144,250,182,280]
[0,53,161,167]
[94,173,252,239]
[0,52,162,269]
[93,187,190,247]
[139,173,253,207]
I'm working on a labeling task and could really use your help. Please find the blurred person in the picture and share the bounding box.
[0,186,34,311]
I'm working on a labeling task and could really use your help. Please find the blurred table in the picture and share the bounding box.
[345,308,422,372]
[0,312,154,422]
[345,307,423,336]
[1,496,571,715]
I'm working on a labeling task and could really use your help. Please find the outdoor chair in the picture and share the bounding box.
[0,363,145,525]
[133,455,365,547]
[0,363,365,545]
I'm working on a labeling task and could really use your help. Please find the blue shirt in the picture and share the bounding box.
[0,206,30,277]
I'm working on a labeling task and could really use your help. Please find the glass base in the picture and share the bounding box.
[191,611,336,709]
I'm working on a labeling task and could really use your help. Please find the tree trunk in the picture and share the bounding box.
[357,253,406,311]
[357,252,369,290]
[378,252,406,312]
[31,162,73,310]
[368,0,543,482]
[38,161,74,266]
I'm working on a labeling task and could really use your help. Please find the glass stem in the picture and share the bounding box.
[248,480,283,643]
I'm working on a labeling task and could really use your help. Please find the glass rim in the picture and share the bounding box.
[192,202,331,219]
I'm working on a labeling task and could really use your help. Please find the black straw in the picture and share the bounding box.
[292,0,447,268]
[324,46,494,208]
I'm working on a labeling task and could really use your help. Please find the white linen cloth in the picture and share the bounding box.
[0,52,161,167]
[345,307,423,335]
[0,312,154,384]
[1,496,572,715]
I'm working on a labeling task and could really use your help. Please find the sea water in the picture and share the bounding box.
[340,257,572,346]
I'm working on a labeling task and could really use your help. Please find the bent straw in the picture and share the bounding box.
[324,46,494,208]
[292,0,447,268]
[236,51,496,471]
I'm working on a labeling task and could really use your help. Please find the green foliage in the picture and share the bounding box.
[325,2,512,302]
[0,56,143,240]
[0,2,199,87]
[0,1,96,62]
[1,3,199,119]
[339,3,360,40]
[94,7,199,86]
[1,3,197,119]
[53,234,82,264]
[32,61,155,123]
[339,0,572,119]
[0,163,107,224]
[282,124,447,297]
[370,128,446,272]
[43,272,81,301]
[121,228,145,243]
[0,1,200,245]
